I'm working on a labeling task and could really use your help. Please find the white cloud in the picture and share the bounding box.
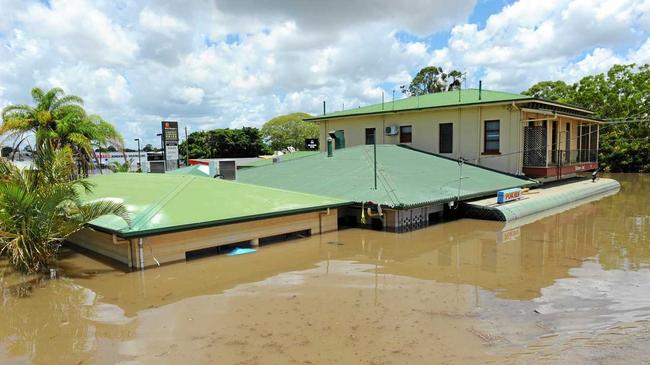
[0,0,648,148]
[433,0,650,90]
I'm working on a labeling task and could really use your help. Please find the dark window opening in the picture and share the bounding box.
[185,240,252,260]
[400,125,412,143]
[370,218,384,230]
[439,123,453,153]
[365,128,376,145]
[339,215,359,228]
[259,229,311,245]
[484,120,500,154]
[428,211,443,224]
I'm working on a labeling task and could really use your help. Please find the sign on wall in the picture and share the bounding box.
[304,138,319,150]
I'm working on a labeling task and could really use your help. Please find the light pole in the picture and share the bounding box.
[134,138,141,170]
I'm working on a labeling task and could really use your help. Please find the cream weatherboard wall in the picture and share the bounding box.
[318,104,524,175]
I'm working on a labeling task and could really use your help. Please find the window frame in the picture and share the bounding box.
[483,120,500,154]
[399,125,412,144]
[439,122,453,154]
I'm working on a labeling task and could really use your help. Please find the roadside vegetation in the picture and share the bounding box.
[0,87,130,274]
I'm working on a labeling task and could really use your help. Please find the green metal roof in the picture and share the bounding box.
[81,174,350,238]
[167,164,210,177]
[306,89,532,121]
[237,145,537,209]
[239,151,319,168]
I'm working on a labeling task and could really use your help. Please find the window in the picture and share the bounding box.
[483,120,500,154]
[439,123,453,153]
[399,125,412,143]
[365,128,376,145]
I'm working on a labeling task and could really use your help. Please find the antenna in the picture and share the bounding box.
[323,101,326,115]
[479,80,482,101]
[392,90,395,110]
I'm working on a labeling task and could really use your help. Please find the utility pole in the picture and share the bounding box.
[374,137,378,190]
[184,126,189,166]
[457,158,464,204]
[134,138,141,171]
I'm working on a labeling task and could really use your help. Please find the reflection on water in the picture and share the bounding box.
[0,174,648,364]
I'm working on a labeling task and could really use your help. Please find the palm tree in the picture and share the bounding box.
[1,87,126,175]
[0,141,130,274]
[1,87,85,146]
[109,160,132,173]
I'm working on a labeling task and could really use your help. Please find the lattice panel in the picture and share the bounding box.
[523,126,547,167]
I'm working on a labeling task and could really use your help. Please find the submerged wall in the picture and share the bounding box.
[68,209,339,269]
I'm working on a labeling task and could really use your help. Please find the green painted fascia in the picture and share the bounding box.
[91,201,352,239]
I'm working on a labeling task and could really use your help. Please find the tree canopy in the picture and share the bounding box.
[523,63,650,172]
[0,87,124,174]
[179,127,270,160]
[401,66,464,96]
[260,112,317,151]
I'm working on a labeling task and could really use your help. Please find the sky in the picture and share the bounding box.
[0,0,649,147]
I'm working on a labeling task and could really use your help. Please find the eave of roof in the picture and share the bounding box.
[305,89,594,122]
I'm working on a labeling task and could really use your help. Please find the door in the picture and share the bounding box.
[334,130,345,149]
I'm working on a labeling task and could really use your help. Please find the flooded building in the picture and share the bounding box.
[306,89,603,180]
[237,144,536,231]
[68,173,349,269]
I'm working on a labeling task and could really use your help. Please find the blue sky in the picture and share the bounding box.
[0,0,648,147]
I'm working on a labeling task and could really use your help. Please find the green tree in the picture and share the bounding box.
[523,64,650,172]
[401,66,464,96]
[0,87,125,174]
[522,80,573,102]
[179,127,270,160]
[109,160,133,173]
[0,142,130,273]
[261,112,317,151]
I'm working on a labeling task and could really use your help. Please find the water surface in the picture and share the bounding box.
[1,174,648,364]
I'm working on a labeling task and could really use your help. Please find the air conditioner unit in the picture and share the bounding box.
[385,125,399,135]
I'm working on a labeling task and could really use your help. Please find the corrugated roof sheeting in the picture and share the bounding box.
[82,173,350,237]
[239,151,319,168]
[237,145,537,208]
[306,89,531,120]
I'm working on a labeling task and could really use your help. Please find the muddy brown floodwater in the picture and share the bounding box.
[1,174,649,364]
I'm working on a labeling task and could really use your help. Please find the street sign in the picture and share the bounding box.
[304,138,319,150]
[165,142,179,161]
[161,121,180,167]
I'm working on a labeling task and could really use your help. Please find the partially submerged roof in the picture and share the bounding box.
[306,89,592,121]
[82,173,350,238]
[239,151,319,168]
[237,145,537,209]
